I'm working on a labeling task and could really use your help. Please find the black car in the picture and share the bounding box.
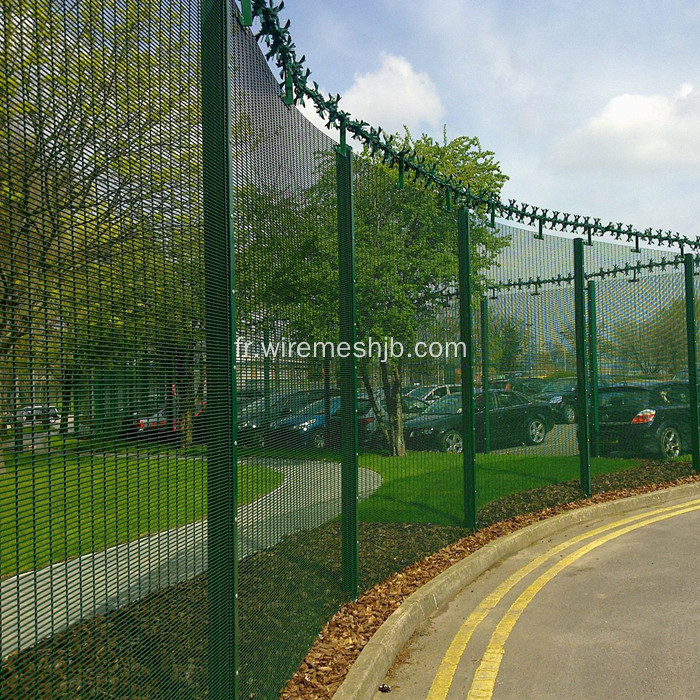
[530,377,579,424]
[596,382,692,459]
[404,390,555,453]
[508,377,548,396]
[19,404,59,425]
[405,384,460,403]
[238,389,340,447]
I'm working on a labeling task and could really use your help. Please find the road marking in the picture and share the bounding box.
[427,498,700,700]
[467,501,700,699]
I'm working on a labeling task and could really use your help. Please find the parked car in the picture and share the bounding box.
[265,394,428,449]
[507,377,548,396]
[596,382,692,459]
[132,401,206,441]
[19,404,59,425]
[265,397,358,449]
[404,390,555,453]
[238,389,339,447]
[326,394,430,448]
[530,377,579,424]
[405,384,460,403]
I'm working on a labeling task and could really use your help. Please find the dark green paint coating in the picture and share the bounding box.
[336,146,360,597]
[574,238,592,496]
[480,296,491,454]
[587,281,599,458]
[201,0,239,696]
[458,209,477,530]
[684,254,700,472]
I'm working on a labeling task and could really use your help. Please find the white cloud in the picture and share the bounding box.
[341,53,445,136]
[549,84,700,172]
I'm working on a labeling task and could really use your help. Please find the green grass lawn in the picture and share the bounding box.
[0,446,283,577]
[358,451,637,526]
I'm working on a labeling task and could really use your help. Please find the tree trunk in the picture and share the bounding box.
[380,361,405,457]
[360,368,390,450]
[59,367,73,436]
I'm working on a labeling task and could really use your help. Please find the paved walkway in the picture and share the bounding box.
[374,492,700,699]
[1,457,382,657]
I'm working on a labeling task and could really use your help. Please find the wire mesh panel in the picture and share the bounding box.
[1,0,206,697]
[478,224,580,522]
[351,158,468,589]
[228,16,345,700]
[585,239,690,479]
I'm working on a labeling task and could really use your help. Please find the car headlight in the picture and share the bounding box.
[416,427,435,435]
[295,420,315,431]
[549,396,563,404]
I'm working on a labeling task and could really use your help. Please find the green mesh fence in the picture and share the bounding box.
[1,1,699,699]
[1,0,206,696]
[227,16,344,699]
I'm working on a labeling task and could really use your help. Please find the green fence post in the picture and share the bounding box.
[263,325,271,424]
[574,238,592,496]
[336,142,359,598]
[480,295,491,454]
[458,209,477,530]
[202,0,238,696]
[587,281,599,458]
[683,254,700,472]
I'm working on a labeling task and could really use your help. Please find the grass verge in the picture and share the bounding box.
[357,451,634,524]
[1,448,282,576]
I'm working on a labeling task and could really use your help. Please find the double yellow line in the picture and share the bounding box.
[426,498,700,700]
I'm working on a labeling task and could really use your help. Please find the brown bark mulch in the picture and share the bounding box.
[280,473,700,700]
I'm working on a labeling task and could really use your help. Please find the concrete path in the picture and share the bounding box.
[1,457,382,657]
[372,489,700,700]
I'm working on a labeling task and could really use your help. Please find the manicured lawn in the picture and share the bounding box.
[358,451,637,526]
[0,446,283,576]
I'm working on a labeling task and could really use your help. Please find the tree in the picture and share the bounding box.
[0,0,202,445]
[241,130,510,455]
[490,314,527,375]
[606,296,689,377]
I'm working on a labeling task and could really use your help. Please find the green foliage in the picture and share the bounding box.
[0,0,202,441]
[490,314,528,374]
[606,295,694,376]
[235,130,510,454]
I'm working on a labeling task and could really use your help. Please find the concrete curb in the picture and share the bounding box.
[333,481,700,700]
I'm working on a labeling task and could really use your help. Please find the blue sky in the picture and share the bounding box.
[258,0,700,238]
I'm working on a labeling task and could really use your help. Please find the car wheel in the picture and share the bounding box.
[525,417,546,445]
[658,426,681,459]
[312,431,326,449]
[440,429,463,454]
[563,404,576,424]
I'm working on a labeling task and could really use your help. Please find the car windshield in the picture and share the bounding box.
[424,395,461,415]
[406,386,435,399]
[402,397,428,413]
[514,379,544,393]
[598,388,650,408]
[541,378,576,393]
[302,398,341,415]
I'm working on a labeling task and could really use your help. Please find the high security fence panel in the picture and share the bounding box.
[353,150,471,590]
[3,1,700,698]
[227,16,345,699]
[584,239,690,475]
[2,0,207,697]
[478,224,580,521]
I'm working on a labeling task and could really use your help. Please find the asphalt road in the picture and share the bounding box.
[376,491,700,699]
[489,423,579,457]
